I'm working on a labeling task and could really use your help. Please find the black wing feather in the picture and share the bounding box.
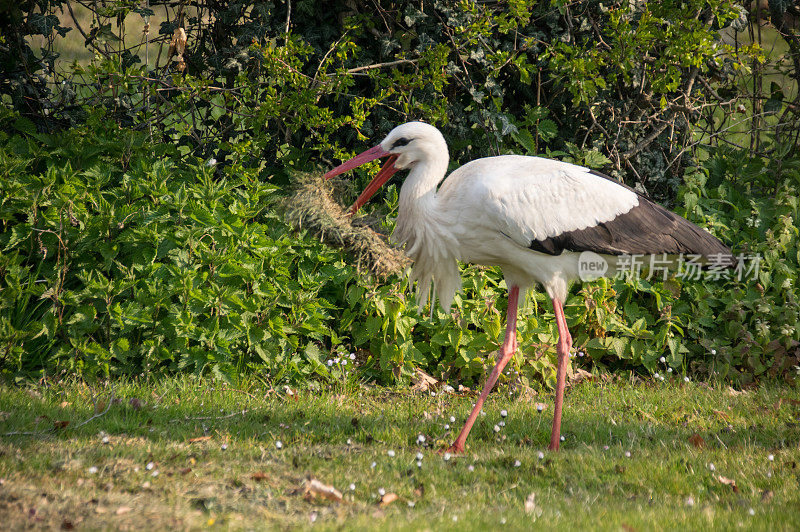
[529,170,733,263]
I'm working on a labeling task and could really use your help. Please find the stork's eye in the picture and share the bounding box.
[392,137,411,149]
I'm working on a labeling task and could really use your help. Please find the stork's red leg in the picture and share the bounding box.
[549,297,572,451]
[447,285,520,454]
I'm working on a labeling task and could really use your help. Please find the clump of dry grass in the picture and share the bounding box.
[285,173,410,279]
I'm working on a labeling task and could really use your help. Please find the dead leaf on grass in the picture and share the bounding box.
[53,420,69,430]
[379,493,398,506]
[524,492,542,518]
[716,475,739,493]
[688,433,705,448]
[726,386,747,397]
[251,472,268,482]
[188,436,212,443]
[569,368,593,383]
[411,369,438,392]
[303,478,342,502]
[115,506,132,515]
[179,467,192,475]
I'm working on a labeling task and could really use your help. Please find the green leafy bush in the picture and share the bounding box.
[17,1,796,204]
[2,1,799,385]
[1,114,798,385]
[0,114,346,380]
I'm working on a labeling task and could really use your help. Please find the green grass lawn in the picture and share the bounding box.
[1,377,798,530]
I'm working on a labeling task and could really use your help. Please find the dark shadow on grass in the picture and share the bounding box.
[2,383,798,457]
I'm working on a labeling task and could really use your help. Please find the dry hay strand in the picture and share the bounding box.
[284,172,410,279]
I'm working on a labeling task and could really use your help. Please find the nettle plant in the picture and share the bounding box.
[675,148,800,380]
[0,116,346,381]
[1,116,798,384]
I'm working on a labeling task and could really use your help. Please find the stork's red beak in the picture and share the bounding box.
[323,144,399,214]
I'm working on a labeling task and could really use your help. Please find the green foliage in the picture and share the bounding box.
[1,116,799,385]
[0,116,347,381]
[1,2,799,385]
[0,115,546,385]
[0,0,72,127]
[15,1,794,202]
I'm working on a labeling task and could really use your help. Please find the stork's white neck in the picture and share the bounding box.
[391,142,461,312]
[397,148,449,217]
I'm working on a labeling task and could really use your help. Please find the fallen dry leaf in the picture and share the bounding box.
[569,368,593,383]
[188,436,212,443]
[303,478,342,502]
[59,401,70,408]
[726,386,747,396]
[379,493,399,507]
[179,467,192,475]
[251,472,268,482]
[115,506,132,515]
[716,475,739,493]
[524,492,536,513]
[53,420,69,430]
[411,369,438,392]
[688,433,705,448]
[524,492,542,518]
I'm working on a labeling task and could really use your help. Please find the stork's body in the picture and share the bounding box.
[325,122,732,452]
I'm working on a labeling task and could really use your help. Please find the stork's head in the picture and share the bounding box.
[324,122,447,213]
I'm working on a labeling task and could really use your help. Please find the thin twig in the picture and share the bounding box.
[71,394,115,430]
[171,409,251,422]
[64,1,111,60]
[347,59,417,74]
[284,0,292,43]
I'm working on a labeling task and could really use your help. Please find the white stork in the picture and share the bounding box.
[324,121,732,453]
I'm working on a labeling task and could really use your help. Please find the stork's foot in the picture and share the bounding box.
[443,443,465,455]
